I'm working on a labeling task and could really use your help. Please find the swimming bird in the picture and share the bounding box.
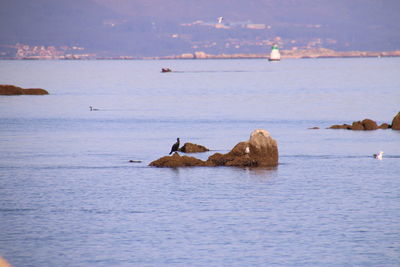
[217,17,224,24]
[89,106,99,111]
[169,138,180,155]
[161,68,172,73]
[373,151,384,160]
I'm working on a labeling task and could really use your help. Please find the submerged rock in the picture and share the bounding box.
[391,112,400,130]
[0,85,49,95]
[328,124,352,130]
[179,142,210,153]
[149,129,279,168]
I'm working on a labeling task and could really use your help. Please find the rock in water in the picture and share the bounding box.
[239,129,278,167]
[351,121,364,130]
[179,143,210,153]
[361,119,378,130]
[328,124,352,129]
[391,112,400,130]
[149,152,206,167]
[378,123,390,129]
[23,88,49,95]
[149,129,279,168]
[207,129,278,167]
[0,85,49,95]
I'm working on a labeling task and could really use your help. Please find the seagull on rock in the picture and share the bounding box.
[169,138,180,155]
[373,151,384,160]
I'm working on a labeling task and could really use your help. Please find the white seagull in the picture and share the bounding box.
[373,151,384,160]
[217,17,224,24]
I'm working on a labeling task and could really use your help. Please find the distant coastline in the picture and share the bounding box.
[1,49,400,60]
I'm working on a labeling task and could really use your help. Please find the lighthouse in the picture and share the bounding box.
[269,44,281,61]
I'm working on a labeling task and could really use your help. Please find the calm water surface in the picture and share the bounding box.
[0,58,400,266]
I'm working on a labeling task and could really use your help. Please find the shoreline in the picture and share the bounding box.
[1,49,400,60]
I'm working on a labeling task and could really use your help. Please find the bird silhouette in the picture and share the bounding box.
[169,138,180,154]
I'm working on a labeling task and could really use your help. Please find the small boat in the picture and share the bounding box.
[268,44,281,61]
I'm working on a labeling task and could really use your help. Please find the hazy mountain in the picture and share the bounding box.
[1,0,399,57]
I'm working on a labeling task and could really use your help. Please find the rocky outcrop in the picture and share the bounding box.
[329,118,382,130]
[149,129,279,168]
[0,85,49,95]
[179,142,209,153]
[149,152,206,167]
[391,112,400,130]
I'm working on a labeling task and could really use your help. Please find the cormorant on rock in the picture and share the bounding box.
[169,138,180,154]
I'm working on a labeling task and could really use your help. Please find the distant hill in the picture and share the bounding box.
[1,0,400,57]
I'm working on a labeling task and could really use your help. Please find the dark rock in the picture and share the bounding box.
[378,123,390,129]
[0,85,49,95]
[179,142,210,153]
[149,152,206,167]
[351,121,365,130]
[361,119,378,130]
[391,112,400,130]
[149,129,279,168]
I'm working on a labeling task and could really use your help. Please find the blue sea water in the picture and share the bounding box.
[0,58,399,266]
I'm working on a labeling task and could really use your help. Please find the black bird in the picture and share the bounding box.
[169,138,180,154]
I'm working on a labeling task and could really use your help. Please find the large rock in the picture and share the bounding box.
[391,112,400,130]
[0,85,49,95]
[179,142,209,153]
[149,129,279,168]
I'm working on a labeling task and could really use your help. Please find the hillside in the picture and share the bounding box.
[1,0,399,58]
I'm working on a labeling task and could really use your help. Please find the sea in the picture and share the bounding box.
[0,58,399,267]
